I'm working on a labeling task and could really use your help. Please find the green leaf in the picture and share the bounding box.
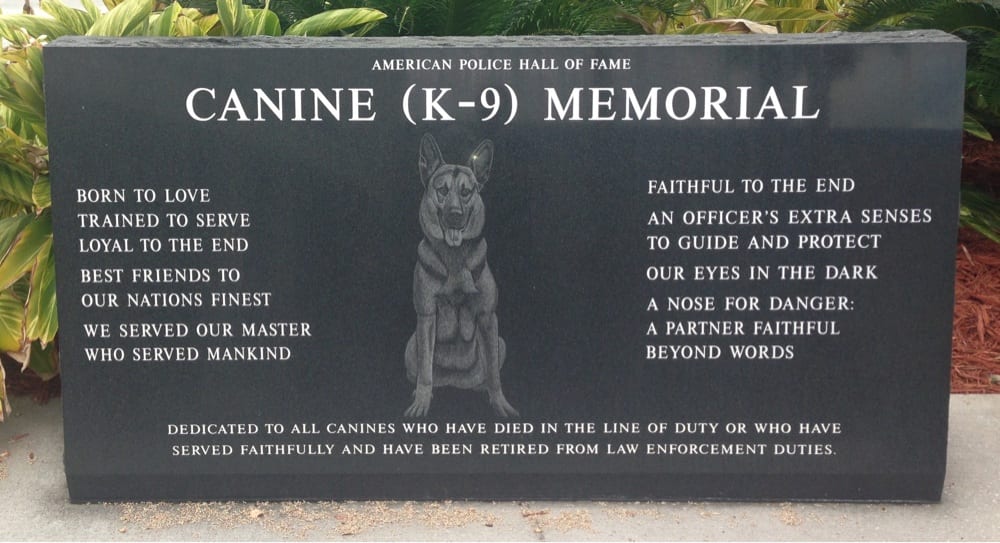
[149,1,182,36]
[32,175,50,210]
[87,0,154,36]
[27,340,58,380]
[196,13,221,34]
[908,1,1000,34]
[839,0,926,31]
[217,0,249,35]
[680,17,779,34]
[739,6,839,23]
[0,215,33,258]
[41,0,96,35]
[0,212,51,291]
[0,163,37,207]
[26,238,56,345]
[81,0,103,21]
[703,0,740,19]
[0,52,47,128]
[0,14,72,42]
[964,113,993,141]
[0,201,25,219]
[285,7,387,36]
[0,45,48,142]
[960,186,1000,244]
[248,7,282,36]
[1,356,8,421]
[0,288,26,353]
[171,12,205,35]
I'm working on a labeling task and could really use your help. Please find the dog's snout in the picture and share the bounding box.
[444,210,465,229]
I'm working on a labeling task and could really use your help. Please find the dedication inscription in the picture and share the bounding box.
[45,32,965,502]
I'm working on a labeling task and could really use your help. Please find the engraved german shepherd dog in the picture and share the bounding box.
[404,134,518,418]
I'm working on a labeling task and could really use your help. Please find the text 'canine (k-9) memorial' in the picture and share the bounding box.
[43,31,965,502]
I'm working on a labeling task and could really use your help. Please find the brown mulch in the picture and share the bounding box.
[954,228,1000,392]
[953,134,1000,392]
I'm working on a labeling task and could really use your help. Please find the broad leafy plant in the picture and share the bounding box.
[0,0,384,420]
[0,28,55,419]
[615,0,844,35]
[256,0,661,36]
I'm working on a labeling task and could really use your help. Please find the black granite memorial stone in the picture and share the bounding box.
[44,32,965,502]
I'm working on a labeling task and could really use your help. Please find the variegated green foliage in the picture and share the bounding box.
[1,0,385,41]
[188,0,385,35]
[0,35,54,420]
[613,0,843,35]
[257,0,842,36]
[255,0,645,36]
[285,7,386,35]
[0,0,385,420]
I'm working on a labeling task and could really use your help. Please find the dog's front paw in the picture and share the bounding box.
[457,268,479,295]
[489,392,519,418]
[404,386,433,417]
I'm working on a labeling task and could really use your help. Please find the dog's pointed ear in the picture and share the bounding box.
[419,134,443,187]
[468,140,494,187]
